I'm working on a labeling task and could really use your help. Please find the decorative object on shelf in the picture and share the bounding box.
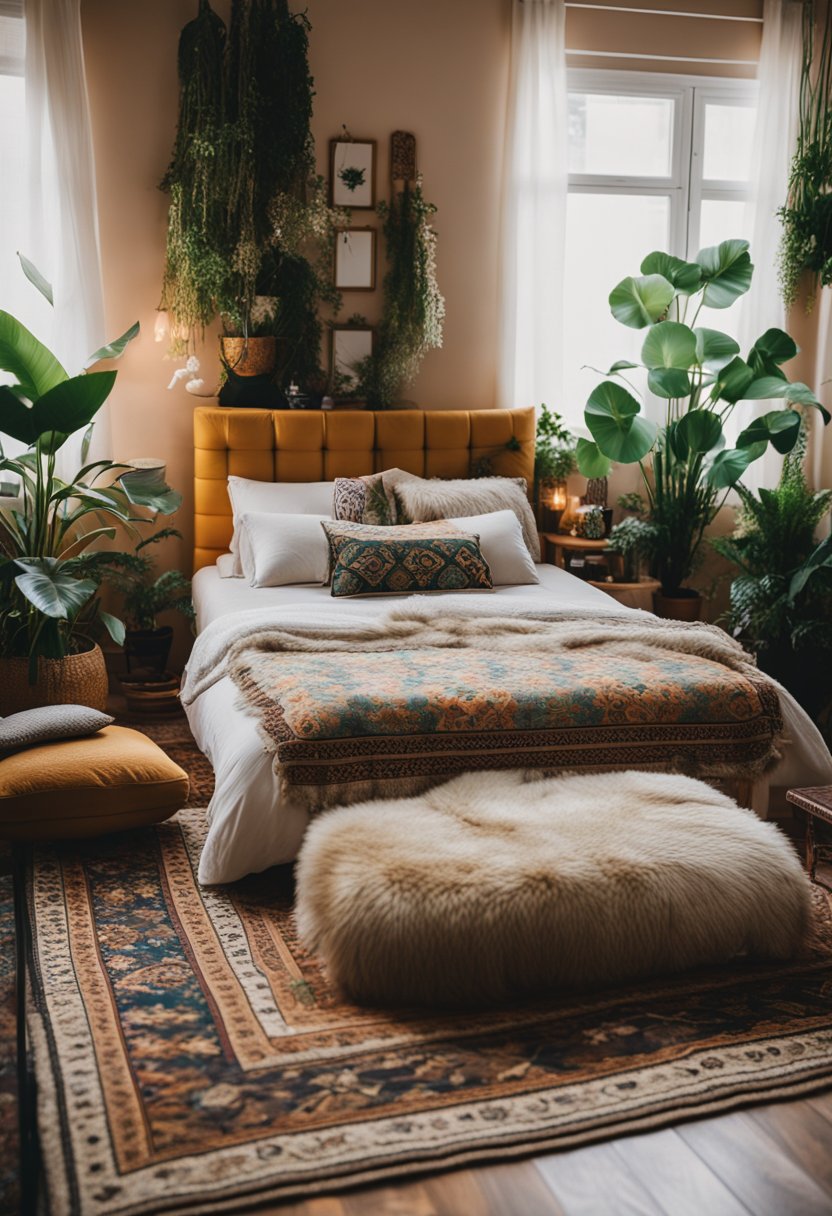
[351,133,445,406]
[576,237,830,619]
[390,129,417,187]
[159,0,345,397]
[331,324,374,397]
[329,132,376,208]
[583,476,608,507]
[712,426,832,728]
[581,505,606,540]
[334,228,376,290]
[0,259,178,710]
[779,0,832,308]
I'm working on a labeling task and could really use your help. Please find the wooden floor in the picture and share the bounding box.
[269,1090,832,1216]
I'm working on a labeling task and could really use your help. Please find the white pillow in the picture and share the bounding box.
[446,510,540,586]
[216,553,241,579]
[238,512,331,587]
[227,477,334,574]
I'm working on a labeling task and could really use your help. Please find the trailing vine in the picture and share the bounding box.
[160,0,343,384]
[778,0,832,309]
[356,177,445,406]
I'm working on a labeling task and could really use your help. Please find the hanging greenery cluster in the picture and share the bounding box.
[356,178,445,406]
[160,0,344,383]
[778,0,832,309]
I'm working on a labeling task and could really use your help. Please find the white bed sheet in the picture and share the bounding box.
[185,564,832,885]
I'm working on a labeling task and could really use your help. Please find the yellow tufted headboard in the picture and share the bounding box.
[193,406,536,571]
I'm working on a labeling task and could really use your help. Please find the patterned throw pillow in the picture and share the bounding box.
[332,472,398,526]
[322,520,494,598]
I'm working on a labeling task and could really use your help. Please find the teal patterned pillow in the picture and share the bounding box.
[322,520,493,597]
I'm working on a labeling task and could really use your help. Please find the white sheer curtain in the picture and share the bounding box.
[497,0,568,413]
[737,0,803,492]
[16,0,107,470]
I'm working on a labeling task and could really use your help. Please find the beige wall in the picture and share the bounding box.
[82,0,511,598]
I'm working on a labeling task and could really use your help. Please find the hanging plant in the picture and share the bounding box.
[356,177,445,406]
[159,0,342,384]
[778,0,832,309]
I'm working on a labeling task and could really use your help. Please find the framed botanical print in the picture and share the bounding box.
[329,138,376,208]
[331,325,374,394]
[334,228,376,291]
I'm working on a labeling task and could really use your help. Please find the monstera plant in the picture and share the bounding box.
[576,239,830,613]
[0,258,180,702]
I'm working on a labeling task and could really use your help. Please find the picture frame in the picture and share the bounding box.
[331,325,374,395]
[334,227,376,291]
[329,138,376,209]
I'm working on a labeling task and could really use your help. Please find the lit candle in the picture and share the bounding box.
[551,485,567,511]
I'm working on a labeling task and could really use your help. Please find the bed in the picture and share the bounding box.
[183,406,832,885]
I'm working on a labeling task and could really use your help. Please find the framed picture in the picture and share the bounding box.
[334,228,376,291]
[331,326,374,394]
[330,138,376,208]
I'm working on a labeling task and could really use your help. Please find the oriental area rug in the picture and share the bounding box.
[8,715,832,1216]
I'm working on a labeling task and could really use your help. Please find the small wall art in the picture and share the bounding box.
[331,326,374,394]
[330,138,376,208]
[334,228,376,291]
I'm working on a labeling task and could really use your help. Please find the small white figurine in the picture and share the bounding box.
[167,355,201,391]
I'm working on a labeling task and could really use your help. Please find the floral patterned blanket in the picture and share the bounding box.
[225,604,784,811]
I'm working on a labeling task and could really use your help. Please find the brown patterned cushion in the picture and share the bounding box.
[332,472,398,526]
[321,520,493,598]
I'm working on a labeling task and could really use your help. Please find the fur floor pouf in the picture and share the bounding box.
[295,770,811,1008]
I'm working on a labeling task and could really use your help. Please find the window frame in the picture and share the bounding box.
[566,68,758,263]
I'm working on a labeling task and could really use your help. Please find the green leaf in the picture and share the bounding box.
[713,356,755,404]
[706,442,767,489]
[779,382,831,422]
[676,410,723,455]
[608,360,639,373]
[609,274,674,329]
[640,252,702,294]
[696,240,753,309]
[0,310,67,402]
[641,321,697,370]
[0,384,39,445]
[17,253,53,306]
[737,410,802,454]
[14,558,96,619]
[647,368,691,398]
[585,381,658,463]
[98,610,126,646]
[742,375,794,400]
[749,328,798,367]
[694,328,740,371]
[576,437,612,478]
[120,466,182,515]
[85,321,140,368]
[30,371,117,446]
[789,535,832,601]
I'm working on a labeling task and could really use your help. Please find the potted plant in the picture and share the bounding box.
[606,514,661,584]
[576,238,830,619]
[0,262,179,711]
[160,0,345,400]
[712,432,832,724]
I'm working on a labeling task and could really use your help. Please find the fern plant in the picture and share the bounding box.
[712,432,832,666]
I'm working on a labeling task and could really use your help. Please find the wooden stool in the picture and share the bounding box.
[0,726,189,1215]
[786,785,832,889]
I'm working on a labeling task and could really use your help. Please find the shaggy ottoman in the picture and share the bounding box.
[296,769,811,1007]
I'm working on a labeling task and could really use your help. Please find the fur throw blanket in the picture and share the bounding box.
[296,768,811,1006]
[215,603,785,811]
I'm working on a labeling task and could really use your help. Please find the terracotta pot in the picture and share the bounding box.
[220,335,277,377]
[0,643,109,715]
[652,591,703,622]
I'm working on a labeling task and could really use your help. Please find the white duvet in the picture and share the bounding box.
[183,565,832,884]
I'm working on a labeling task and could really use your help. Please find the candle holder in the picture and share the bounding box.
[538,479,567,533]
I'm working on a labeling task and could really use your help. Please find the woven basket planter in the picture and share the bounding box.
[0,643,109,715]
[220,336,277,377]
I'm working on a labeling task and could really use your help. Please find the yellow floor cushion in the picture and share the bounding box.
[0,725,190,842]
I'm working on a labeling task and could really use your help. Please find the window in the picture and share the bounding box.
[564,70,757,424]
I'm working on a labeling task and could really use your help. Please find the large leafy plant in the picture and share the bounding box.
[0,261,180,672]
[80,527,195,633]
[576,239,830,595]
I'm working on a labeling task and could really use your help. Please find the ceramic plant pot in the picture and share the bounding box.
[124,626,174,676]
[0,643,109,715]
